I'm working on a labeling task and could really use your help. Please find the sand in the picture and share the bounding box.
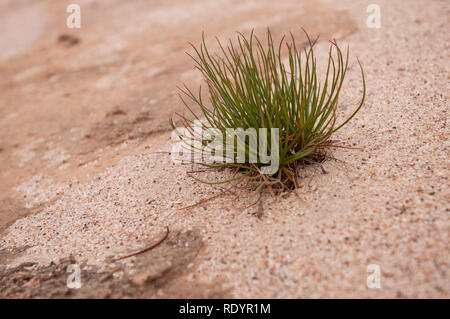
[0,0,448,298]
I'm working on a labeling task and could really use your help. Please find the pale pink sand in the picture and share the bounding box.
[1,0,448,298]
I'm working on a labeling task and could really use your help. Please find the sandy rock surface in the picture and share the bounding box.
[0,0,448,298]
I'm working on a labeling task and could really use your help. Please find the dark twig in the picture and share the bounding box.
[112,226,170,262]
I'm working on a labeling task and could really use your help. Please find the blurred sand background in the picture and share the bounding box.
[0,0,448,298]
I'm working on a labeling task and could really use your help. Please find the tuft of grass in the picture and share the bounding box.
[171,29,365,192]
